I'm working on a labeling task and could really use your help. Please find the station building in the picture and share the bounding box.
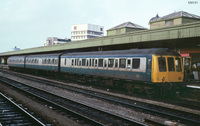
[107,22,147,36]
[44,37,71,46]
[71,24,104,41]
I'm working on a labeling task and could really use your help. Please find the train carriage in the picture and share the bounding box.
[60,48,184,83]
[25,54,61,72]
[8,56,26,69]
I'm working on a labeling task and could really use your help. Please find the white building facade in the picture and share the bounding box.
[44,37,71,46]
[71,24,104,41]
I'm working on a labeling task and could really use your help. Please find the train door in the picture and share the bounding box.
[167,57,177,82]
[126,58,132,71]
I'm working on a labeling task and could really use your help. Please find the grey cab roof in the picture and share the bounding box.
[149,11,200,22]
[61,48,180,57]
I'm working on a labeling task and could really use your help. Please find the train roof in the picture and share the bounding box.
[26,53,62,58]
[62,48,180,57]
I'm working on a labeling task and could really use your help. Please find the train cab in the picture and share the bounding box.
[151,55,184,83]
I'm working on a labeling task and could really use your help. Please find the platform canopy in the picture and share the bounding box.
[0,21,200,57]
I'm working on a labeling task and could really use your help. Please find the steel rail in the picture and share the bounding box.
[0,92,46,126]
[0,75,147,126]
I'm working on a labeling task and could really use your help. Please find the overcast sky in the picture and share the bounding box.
[0,0,199,53]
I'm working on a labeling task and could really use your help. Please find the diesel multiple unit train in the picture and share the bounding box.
[8,48,184,96]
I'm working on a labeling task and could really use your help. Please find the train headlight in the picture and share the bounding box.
[162,77,165,82]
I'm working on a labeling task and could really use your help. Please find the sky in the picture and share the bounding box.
[0,0,199,53]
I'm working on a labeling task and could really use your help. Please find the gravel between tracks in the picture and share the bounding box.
[1,71,196,125]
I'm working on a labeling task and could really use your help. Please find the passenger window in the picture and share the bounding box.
[71,59,74,66]
[119,59,126,68]
[82,59,86,66]
[127,59,131,69]
[167,57,175,71]
[52,59,55,64]
[147,59,151,69]
[89,59,92,67]
[64,59,67,65]
[175,58,182,72]
[158,57,166,72]
[115,59,118,68]
[108,59,114,68]
[79,59,82,66]
[94,59,98,67]
[104,59,107,67]
[132,59,140,69]
[86,59,89,66]
[75,59,78,66]
[54,59,57,64]
[98,59,103,67]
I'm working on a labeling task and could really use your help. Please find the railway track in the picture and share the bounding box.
[0,92,48,126]
[1,69,200,125]
[0,75,147,126]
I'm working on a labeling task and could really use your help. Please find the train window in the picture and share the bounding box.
[92,59,95,67]
[104,59,107,67]
[158,57,166,72]
[71,59,74,66]
[64,59,67,65]
[79,59,82,66]
[75,59,77,66]
[48,59,51,64]
[89,59,92,67]
[147,59,151,69]
[98,59,103,67]
[54,59,56,64]
[75,59,79,66]
[175,58,182,72]
[127,59,131,69]
[82,59,86,66]
[119,59,126,68]
[115,59,118,68]
[94,59,98,67]
[52,59,55,64]
[108,59,114,68]
[167,57,175,71]
[132,59,140,69]
[86,59,89,66]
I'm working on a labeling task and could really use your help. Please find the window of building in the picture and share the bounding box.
[100,28,103,31]
[158,57,166,72]
[132,59,140,69]
[119,58,126,68]
[116,29,121,34]
[74,26,77,30]
[167,57,175,71]
[165,20,174,27]
[108,59,114,68]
